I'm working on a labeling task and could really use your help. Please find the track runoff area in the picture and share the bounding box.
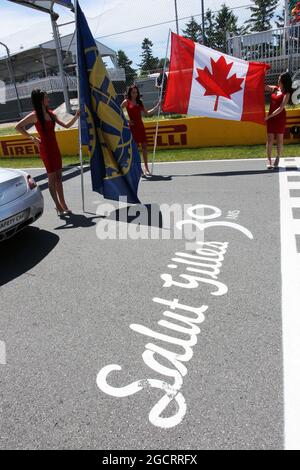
[1,156,300,451]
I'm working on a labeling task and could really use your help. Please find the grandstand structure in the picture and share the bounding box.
[227,23,300,83]
[0,34,125,123]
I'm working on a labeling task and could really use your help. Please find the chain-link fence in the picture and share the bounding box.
[0,0,290,122]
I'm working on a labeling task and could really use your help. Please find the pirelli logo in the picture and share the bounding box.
[0,138,39,157]
[145,124,188,147]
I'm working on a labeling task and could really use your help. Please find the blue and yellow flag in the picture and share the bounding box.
[76,3,142,203]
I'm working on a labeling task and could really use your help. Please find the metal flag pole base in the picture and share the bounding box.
[79,149,85,213]
[151,29,171,175]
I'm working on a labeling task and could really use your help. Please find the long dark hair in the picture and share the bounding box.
[279,72,293,96]
[31,89,55,128]
[127,85,143,106]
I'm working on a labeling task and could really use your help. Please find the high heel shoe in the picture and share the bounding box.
[55,208,65,217]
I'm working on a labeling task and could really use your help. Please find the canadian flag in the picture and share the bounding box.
[163,33,270,125]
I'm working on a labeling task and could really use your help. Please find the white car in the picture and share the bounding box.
[0,168,44,242]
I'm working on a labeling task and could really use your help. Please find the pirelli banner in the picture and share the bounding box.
[1,111,300,158]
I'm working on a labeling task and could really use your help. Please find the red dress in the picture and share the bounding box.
[35,110,62,173]
[267,87,287,135]
[126,100,147,144]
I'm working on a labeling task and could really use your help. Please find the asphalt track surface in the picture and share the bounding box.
[0,158,300,450]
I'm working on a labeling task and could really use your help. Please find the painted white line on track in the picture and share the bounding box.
[18,158,274,172]
[154,158,267,164]
[280,157,300,450]
[8,157,300,174]
[19,166,84,171]
[2,167,44,170]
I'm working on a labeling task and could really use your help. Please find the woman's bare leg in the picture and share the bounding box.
[48,172,63,211]
[275,134,284,167]
[55,170,69,211]
[266,133,274,167]
[141,142,150,174]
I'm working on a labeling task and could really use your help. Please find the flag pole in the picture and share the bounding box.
[151,29,171,175]
[75,0,85,213]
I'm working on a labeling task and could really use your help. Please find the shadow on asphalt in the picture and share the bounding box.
[106,204,164,229]
[142,169,279,180]
[146,169,277,178]
[197,169,284,177]
[35,165,90,192]
[33,165,77,183]
[54,212,104,230]
[0,227,59,286]
[54,204,164,230]
[142,175,173,182]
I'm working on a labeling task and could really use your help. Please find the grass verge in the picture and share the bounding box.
[0,144,299,168]
[0,127,18,136]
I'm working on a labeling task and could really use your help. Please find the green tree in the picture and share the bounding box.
[204,9,217,48]
[214,4,240,52]
[246,0,279,32]
[138,38,159,75]
[289,0,298,11]
[182,16,201,42]
[157,57,170,70]
[116,49,136,86]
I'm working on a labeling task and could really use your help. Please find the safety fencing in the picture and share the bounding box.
[227,23,300,82]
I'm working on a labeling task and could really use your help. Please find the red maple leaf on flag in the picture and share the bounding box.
[196,55,244,112]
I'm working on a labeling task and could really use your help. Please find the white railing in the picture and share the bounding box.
[4,68,126,102]
[227,24,300,74]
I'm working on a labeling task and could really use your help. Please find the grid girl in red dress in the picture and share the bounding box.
[265,72,292,169]
[16,89,79,216]
[122,85,160,176]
